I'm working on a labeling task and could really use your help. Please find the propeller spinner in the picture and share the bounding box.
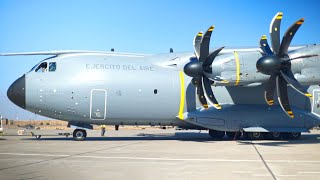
[183,26,224,110]
[256,12,312,118]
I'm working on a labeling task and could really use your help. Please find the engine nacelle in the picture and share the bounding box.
[208,45,320,87]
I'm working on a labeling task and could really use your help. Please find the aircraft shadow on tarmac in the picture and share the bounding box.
[20,132,320,145]
[21,132,215,143]
[238,133,320,146]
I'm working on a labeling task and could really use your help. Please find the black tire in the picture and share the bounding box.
[73,129,87,141]
[247,132,263,140]
[266,132,282,140]
[284,132,301,140]
[226,131,241,139]
[209,130,225,140]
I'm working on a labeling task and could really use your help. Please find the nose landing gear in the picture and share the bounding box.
[73,129,87,141]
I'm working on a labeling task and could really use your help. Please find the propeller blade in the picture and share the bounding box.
[270,12,282,54]
[197,77,209,109]
[280,70,312,97]
[199,25,214,62]
[264,74,277,105]
[287,54,319,61]
[259,35,273,55]
[202,76,221,109]
[202,46,225,68]
[278,18,304,57]
[193,32,203,59]
[276,75,294,118]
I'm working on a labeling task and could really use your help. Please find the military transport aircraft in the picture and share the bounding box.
[3,12,320,141]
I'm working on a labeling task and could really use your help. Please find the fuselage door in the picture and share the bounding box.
[90,89,107,120]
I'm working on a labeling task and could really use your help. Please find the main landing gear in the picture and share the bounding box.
[73,129,87,141]
[208,130,302,140]
[244,132,301,140]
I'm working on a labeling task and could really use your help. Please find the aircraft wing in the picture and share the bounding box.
[0,50,149,57]
[0,46,305,58]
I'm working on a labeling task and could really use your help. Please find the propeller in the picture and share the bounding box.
[256,12,312,118]
[183,26,224,110]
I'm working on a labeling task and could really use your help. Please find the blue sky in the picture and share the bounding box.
[0,0,319,119]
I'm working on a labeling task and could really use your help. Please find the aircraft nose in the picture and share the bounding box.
[7,74,26,109]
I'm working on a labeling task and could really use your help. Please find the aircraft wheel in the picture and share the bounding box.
[73,129,87,141]
[266,132,282,140]
[226,131,241,139]
[284,132,301,140]
[247,132,263,140]
[209,130,225,140]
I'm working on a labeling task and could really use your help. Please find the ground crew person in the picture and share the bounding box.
[101,125,106,136]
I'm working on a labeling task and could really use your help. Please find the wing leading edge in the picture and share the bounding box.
[0,50,148,57]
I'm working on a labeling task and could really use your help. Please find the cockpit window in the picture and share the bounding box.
[49,62,56,72]
[35,62,48,72]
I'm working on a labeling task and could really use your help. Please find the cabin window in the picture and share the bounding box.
[35,62,48,72]
[49,62,57,72]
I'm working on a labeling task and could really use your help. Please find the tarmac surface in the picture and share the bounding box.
[1,129,320,180]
